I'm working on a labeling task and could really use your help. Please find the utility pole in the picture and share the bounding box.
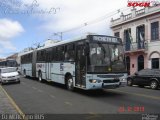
[60,32,62,40]
[53,32,63,40]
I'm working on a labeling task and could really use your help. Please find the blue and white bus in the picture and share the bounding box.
[20,35,127,90]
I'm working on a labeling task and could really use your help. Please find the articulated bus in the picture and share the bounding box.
[20,35,127,90]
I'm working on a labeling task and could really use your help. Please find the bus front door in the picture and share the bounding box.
[76,44,86,88]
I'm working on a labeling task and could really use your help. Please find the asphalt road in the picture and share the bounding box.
[2,77,160,115]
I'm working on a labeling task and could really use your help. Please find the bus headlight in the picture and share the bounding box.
[89,79,101,83]
[120,78,126,82]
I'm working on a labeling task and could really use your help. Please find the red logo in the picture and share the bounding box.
[128,1,150,7]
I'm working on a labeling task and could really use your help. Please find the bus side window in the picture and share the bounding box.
[37,50,46,62]
[46,48,52,62]
[52,48,56,61]
[65,44,75,61]
[37,51,39,62]
[57,46,65,61]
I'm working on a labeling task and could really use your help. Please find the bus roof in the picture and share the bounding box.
[37,34,121,51]
[18,49,34,56]
[20,34,121,55]
[37,35,87,51]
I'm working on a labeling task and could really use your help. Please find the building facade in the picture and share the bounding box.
[110,5,160,75]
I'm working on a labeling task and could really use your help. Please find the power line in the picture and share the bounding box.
[51,7,130,39]
[63,8,129,33]
[32,6,131,47]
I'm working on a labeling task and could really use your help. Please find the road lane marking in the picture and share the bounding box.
[0,85,27,120]
[50,95,55,99]
[86,112,101,120]
[37,89,43,93]
[31,86,44,93]
[21,82,30,87]
[108,89,160,100]
[21,82,25,84]
[88,112,97,115]
[64,101,73,106]
[21,82,28,86]
[32,86,37,90]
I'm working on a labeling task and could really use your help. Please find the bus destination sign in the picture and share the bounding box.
[92,36,121,43]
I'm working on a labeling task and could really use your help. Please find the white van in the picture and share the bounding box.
[0,67,20,85]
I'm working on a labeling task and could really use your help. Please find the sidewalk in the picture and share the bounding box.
[0,85,18,114]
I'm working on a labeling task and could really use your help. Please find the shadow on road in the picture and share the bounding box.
[129,85,160,90]
[22,76,126,97]
[74,88,125,98]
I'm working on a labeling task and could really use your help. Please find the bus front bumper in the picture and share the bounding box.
[102,83,120,89]
[119,81,127,87]
[102,81,127,89]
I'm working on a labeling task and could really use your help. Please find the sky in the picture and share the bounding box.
[0,0,130,58]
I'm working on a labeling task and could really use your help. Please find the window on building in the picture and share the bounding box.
[152,58,159,69]
[124,29,131,51]
[126,56,130,75]
[151,21,159,40]
[114,32,120,37]
[138,55,144,71]
[136,25,145,49]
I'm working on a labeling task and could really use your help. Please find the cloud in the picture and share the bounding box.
[0,18,24,40]
[0,41,16,50]
[22,0,128,38]
[0,18,24,51]
[4,0,129,39]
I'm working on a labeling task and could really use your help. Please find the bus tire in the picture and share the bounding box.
[66,76,74,91]
[127,78,133,86]
[38,72,43,82]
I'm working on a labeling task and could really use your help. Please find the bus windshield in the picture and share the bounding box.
[87,42,126,73]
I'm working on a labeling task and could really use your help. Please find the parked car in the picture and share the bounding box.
[0,67,20,85]
[127,69,160,90]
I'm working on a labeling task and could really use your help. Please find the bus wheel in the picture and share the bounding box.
[38,72,43,82]
[127,78,133,86]
[67,76,74,91]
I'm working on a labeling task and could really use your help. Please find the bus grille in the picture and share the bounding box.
[103,79,120,83]
[97,74,123,78]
